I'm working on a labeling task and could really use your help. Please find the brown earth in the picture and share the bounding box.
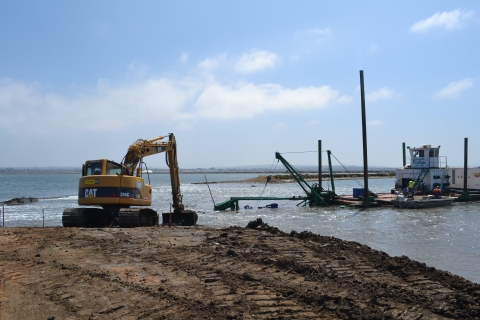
[1,219,479,320]
[197,175,392,185]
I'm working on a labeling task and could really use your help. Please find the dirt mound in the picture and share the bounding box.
[238,175,286,184]
[1,222,479,319]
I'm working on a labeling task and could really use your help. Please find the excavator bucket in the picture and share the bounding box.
[161,210,198,226]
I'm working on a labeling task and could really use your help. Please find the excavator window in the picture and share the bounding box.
[86,162,102,176]
[106,161,122,175]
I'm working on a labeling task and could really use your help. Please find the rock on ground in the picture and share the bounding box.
[0,218,479,319]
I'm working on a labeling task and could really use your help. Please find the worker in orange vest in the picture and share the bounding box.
[433,186,442,199]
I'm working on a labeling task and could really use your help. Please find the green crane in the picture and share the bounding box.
[274,152,336,207]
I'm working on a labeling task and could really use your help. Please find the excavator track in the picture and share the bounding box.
[63,208,113,228]
[118,208,158,228]
[62,208,87,227]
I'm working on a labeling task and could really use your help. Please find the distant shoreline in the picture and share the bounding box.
[0,170,396,175]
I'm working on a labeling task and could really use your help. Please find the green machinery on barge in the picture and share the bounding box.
[214,151,337,210]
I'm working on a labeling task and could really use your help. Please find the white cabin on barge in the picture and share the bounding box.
[396,143,480,193]
[395,144,449,193]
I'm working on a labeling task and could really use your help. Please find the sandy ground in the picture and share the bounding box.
[1,219,479,319]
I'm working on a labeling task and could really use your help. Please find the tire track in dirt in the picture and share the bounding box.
[1,222,479,319]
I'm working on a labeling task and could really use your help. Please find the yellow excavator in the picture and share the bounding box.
[62,133,198,227]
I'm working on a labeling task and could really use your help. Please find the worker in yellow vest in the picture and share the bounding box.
[408,180,415,197]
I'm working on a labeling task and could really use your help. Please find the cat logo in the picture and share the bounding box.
[85,189,97,198]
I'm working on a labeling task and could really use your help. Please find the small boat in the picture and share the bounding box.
[1,197,39,206]
[392,195,453,209]
[244,205,253,209]
[265,203,278,209]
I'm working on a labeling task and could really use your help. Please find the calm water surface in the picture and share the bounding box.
[0,173,478,284]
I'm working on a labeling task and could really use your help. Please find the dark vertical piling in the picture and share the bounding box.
[402,142,406,167]
[463,138,468,192]
[360,70,369,204]
[318,140,322,188]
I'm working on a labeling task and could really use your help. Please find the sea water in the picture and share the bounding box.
[0,173,479,284]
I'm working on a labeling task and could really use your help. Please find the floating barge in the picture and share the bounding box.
[391,195,454,209]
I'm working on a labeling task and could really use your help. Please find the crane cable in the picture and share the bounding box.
[329,152,364,188]
[254,158,279,208]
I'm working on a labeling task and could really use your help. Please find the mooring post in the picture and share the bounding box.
[42,209,45,228]
[360,70,369,204]
[463,137,468,192]
[318,140,322,189]
[327,150,335,194]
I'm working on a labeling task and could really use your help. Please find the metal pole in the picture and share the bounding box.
[463,137,468,192]
[204,175,216,206]
[327,150,335,194]
[402,142,406,167]
[318,140,322,189]
[360,70,369,204]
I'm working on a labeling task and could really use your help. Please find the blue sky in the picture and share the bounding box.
[1,1,479,169]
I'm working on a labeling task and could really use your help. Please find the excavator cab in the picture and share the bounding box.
[78,159,153,208]
[82,160,122,176]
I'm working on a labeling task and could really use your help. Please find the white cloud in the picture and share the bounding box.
[304,120,319,127]
[180,52,189,63]
[194,82,339,119]
[336,95,352,104]
[0,77,196,135]
[197,53,227,71]
[434,78,473,99]
[410,9,475,33]
[368,44,378,54]
[273,122,287,130]
[295,28,333,48]
[127,61,150,78]
[97,79,109,91]
[0,50,343,136]
[0,77,340,135]
[366,87,395,102]
[235,50,281,74]
[301,28,332,41]
[367,120,382,126]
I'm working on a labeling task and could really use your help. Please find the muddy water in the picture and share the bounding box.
[1,173,479,283]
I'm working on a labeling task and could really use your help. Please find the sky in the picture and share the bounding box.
[0,1,479,170]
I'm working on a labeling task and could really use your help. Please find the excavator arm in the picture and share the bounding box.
[165,134,184,213]
[121,135,172,176]
[121,133,195,223]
